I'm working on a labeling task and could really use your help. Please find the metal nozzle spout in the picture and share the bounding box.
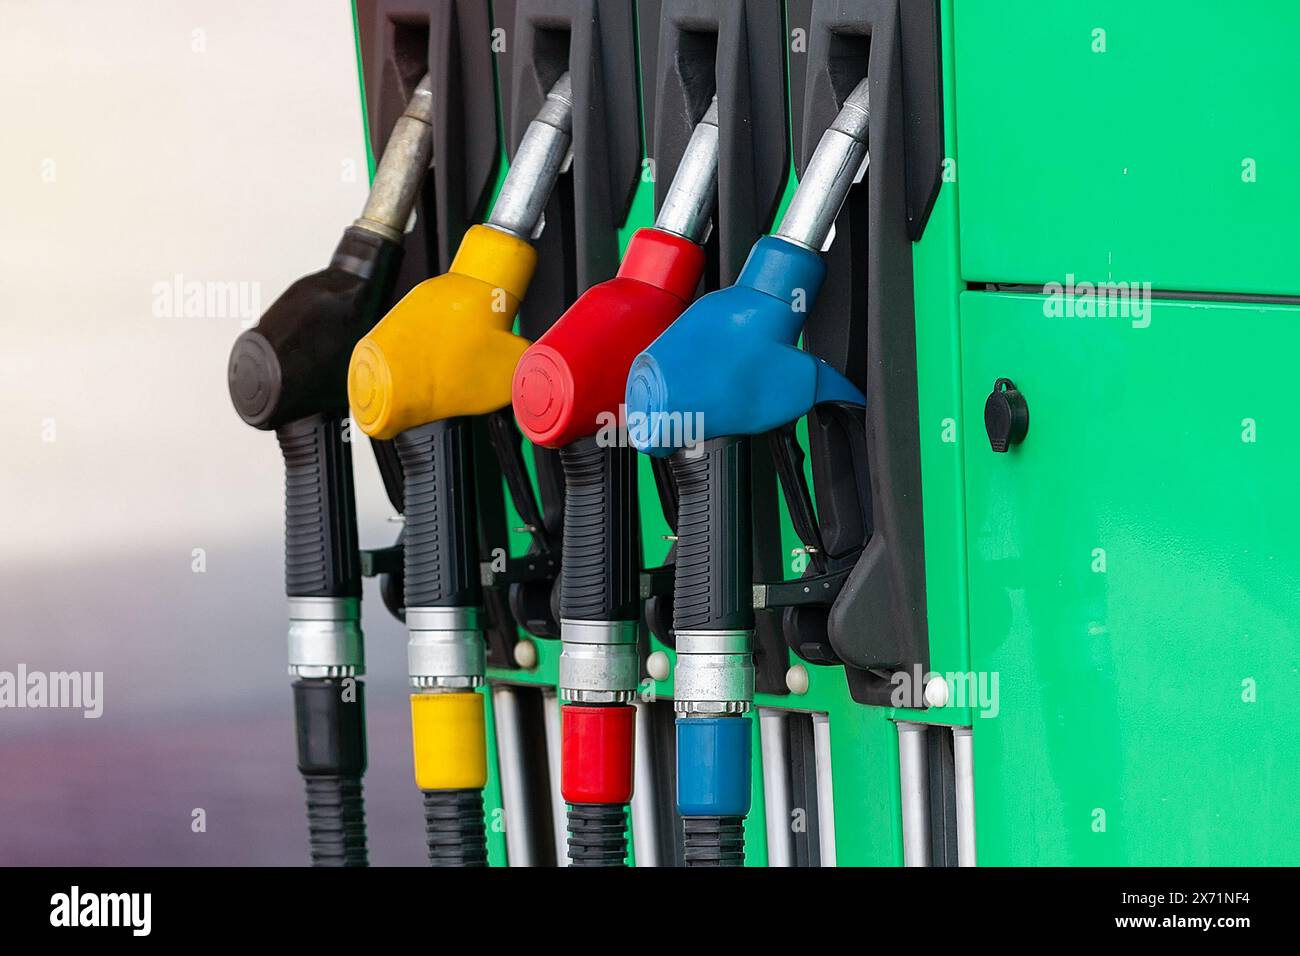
[774,76,871,253]
[354,73,435,243]
[487,72,575,240]
[654,96,719,245]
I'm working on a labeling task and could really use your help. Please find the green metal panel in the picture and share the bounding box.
[960,290,1300,865]
[954,0,1300,296]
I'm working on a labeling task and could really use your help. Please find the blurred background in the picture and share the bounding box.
[0,0,427,864]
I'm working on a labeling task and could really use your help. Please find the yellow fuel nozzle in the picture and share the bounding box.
[348,72,574,440]
[348,224,538,438]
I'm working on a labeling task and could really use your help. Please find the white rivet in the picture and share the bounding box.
[785,664,810,695]
[646,650,671,682]
[924,675,950,708]
[513,639,538,670]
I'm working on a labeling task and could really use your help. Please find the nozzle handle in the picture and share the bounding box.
[559,437,640,622]
[670,436,753,633]
[395,418,481,609]
[277,414,362,598]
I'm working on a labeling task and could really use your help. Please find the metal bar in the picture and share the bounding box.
[953,726,976,867]
[896,720,932,867]
[758,708,794,867]
[630,701,661,867]
[491,685,538,866]
[812,713,836,867]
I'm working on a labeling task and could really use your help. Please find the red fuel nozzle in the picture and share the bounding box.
[512,227,706,448]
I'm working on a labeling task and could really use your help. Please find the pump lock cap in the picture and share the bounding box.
[985,377,1029,452]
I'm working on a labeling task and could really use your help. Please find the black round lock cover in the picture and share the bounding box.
[984,378,1029,453]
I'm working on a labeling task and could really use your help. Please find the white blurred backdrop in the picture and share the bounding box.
[0,0,427,864]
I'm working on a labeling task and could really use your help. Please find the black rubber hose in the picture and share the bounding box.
[423,789,488,867]
[682,816,745,867]
[567,803,628,867]
[294,678,368,866]
[302,776,368,867]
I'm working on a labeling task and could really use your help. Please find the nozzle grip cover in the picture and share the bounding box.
[277,414,362,599]
[670,437,753,634]
[513,229,705,448]
[558,437,639,622]
[395,418,480,609]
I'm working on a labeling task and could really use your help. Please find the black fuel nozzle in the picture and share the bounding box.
[225,73,435,867]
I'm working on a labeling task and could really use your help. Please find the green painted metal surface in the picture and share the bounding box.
[954,0,1300,296]
[960,291,1300,864]
[346,0,1300,870]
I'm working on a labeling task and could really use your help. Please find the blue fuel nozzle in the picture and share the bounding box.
[624,236,865,456]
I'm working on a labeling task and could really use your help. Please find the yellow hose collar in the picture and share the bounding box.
[411,691,488,791]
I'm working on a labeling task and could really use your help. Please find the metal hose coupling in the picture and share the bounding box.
[407,606,485,690]
[673,630,755,716]
[287,596,364,678]
[559,619,640,703]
